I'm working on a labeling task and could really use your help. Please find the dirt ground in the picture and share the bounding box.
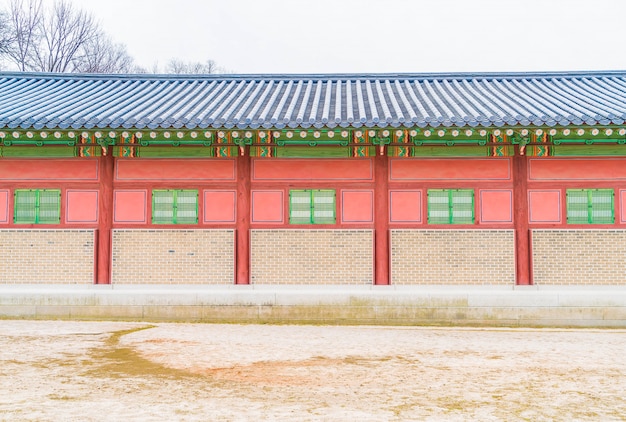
[0,321,625,421]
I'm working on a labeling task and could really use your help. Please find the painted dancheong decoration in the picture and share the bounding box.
[1,71,626,286]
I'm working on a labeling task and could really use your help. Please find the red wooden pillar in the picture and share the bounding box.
[374,151,390,285]
[96,147,114,284]
[236,148,251,284]
[513,147,531,285]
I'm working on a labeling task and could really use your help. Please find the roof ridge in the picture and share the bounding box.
[2,70,626,82]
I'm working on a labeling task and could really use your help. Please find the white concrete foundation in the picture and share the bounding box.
[1,285,626,327]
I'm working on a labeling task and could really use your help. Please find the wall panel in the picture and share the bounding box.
[391,230,515,285]
[389,190,422,223]
[0,190,8,224]
[341,190,374,223]
[0,229,94,283]
[116,159,235,181]
[113,190,147,224]
[66,190,98,224]
[250,230,373,284]
[0,159,98,180]
[532,230,626,284]
[529,158,626,180]
[479,190,513,224]
[528,190,561,224]
[390,158,511,181]
[111,229,234,284]
[203,190,236,223]
[252,159,373,181]
[251,191,284,223]
[620,190,626,224]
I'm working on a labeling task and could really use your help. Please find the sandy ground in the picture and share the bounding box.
[0,321,625,421]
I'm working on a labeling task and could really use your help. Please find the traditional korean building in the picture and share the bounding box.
[2,70,626,288]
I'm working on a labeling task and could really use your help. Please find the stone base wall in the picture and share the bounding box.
[250,230,373,284]
[532,230,626,285]
[3,285,626,327]
[391,230,516,285]
[111,229,234,284]
[0,229,94,284]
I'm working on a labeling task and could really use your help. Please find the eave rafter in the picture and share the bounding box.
[2,126,626,148]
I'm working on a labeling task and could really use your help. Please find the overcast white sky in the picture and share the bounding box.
[31,0,626,74]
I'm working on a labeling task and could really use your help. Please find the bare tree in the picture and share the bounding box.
[1,0,137,73]
[31,0,97,72]
[72,33,135,73]
[165,58,223,74]
[0,10,14,64]
[4,0,42,71]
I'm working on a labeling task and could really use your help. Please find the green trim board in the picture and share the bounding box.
[276,146,350,158]
[566,189,614,224]
[410,146,494,157]
[14,189,61,224]
[137,146,215,158]
[152,189,199,224]
[553,145,626,156]
[3,143,622,158]
[410,138,489,146]
[552,137,626,145]
[427,189,474,224]
[0,146,80,157]
[2,136,79,146]
[289,189,336,224]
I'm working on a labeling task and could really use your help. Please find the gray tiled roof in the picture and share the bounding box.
[1,71,626,130]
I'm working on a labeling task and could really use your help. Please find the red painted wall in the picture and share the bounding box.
[390,158,511,181]
[616,189,626,223]
[204,190,236,223]
[389,190,422,223]
[0,190,8,224]
[479,190,513,224]
[528,190,562,223]
[113,190,148,224]
[341,190,374,223]
[116,159,236,181]
[0,159,98,180]
[252,158,373,181]
[526,158,626,228]
[529,158,626,181]
[251,190,284,223]
[66,190,99,223]
[6,153,626,286]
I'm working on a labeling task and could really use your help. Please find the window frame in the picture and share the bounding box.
[13,189,61,224]
[151,189,199,225]
[427,189,475,225]
[289,189,336,225]
[566,188,614,225]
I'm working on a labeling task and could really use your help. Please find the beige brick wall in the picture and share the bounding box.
[391,230,516,285]
[112,229,234,284]
[0,229,94,284]
[250,229,373,284]
[532,230,626,285]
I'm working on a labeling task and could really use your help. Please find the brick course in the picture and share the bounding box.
[0,229,94,284]
[532,230,626,285]
[111,229,234,284]
[250,229,373,284]
[391,230,516,285]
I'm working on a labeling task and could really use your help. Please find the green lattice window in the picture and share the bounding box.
[566,189,614,224]
[428,189,474,224]
[289,189,336,224]
[152,189,198,224]
[14,189,61,224]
